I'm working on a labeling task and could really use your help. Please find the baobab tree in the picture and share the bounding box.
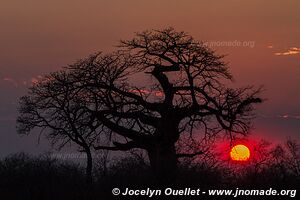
[17,28,262,182]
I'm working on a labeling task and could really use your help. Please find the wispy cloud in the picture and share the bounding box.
[129,89,164,97]
[2,75,43,87]
[274,47,300,56]
[31,77,39,85]
[258,113,300,120]
[3,77,18,87]
[278,114,300,120]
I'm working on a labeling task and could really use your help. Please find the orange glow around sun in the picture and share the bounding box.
[230,144,250,161]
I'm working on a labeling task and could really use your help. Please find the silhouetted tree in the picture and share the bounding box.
[17,28,262,182]
[17,70,103,183]
[285,139,300,176]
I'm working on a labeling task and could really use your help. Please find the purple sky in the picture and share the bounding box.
[0,0,299,156]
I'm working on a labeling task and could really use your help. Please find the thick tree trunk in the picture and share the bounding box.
[147,142,177,183]
[85,148,93,184]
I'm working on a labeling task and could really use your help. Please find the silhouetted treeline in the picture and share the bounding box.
[0,140,299,200]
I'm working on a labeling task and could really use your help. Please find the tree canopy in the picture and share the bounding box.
[17,28,262,181]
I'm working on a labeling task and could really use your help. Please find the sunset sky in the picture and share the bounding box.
[0,0,299,156]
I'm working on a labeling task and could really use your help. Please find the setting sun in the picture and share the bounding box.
[230,144,250,161]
